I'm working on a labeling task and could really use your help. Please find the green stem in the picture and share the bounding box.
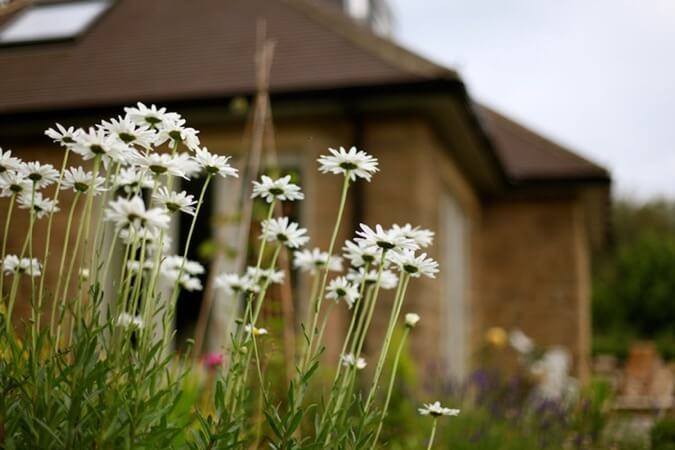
[301,174,350,373]
[0,194,16,303]
[230,246,282,410]
[365,273,410,411]
[354,252,389,358]
[50,192,80,336]
[162,175,212,351]
[89,161,119,283]
[36,148,70,332]
[5,273,21,334]
[318,282,369,432]
[68,156,101,335]
[301,273,320,341]
[313,300,336,355]
[426,418,438,450]
[372,327,410,447]
[28,186,38,351]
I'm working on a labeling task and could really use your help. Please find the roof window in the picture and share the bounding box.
[0,0,111,45]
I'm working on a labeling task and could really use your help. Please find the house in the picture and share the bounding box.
[0,0,610,384]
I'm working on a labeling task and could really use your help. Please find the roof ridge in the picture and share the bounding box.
[284,0,457,81]
[477,104,609,176]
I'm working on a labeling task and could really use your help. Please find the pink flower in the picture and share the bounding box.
[203,352,224,369]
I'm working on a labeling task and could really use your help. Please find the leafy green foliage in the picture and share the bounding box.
[593,198,675,359]
[652,417,675,450]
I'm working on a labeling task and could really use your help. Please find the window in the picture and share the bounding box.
[440,190,470,381]
[346,0,370,20]
[0,0,111,45]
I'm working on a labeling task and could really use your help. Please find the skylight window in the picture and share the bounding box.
[0,0,111,45]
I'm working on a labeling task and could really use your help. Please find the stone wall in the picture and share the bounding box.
[477,196,591,381]
[1,113,593,384]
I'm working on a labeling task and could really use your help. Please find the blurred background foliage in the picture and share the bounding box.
[593,198,675,360]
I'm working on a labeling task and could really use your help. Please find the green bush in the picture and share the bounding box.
[652,418,675,450]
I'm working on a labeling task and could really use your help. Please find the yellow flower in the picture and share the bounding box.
[486,327,507,348]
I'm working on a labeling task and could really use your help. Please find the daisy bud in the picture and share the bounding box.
[405,313,420,329]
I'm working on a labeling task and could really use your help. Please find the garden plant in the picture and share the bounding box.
[0,104,458,449]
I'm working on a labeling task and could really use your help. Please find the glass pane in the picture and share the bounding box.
[0,0,110,44]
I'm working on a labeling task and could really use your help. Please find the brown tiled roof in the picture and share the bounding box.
[0,0,454,114]
[0,0,608,185]
[477,106,610,183]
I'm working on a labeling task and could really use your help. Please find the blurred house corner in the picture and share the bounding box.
[0,0,611,386]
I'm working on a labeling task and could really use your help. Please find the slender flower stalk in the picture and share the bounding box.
[161,174,212,350]
[300,174,350,374]
[0,193,16,301]
[49,192,81,336]
[320,280,377,437]
[353,252,389,357]
[426,418,438,450]
[36,148,70,332]
[63,156,101,334]
[229,246,282,412]
[364,273,410,411]
[372,314,418,446]
[314,301,336,354]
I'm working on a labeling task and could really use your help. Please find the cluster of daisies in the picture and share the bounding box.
[0,149,59,277]
[214,148,439,334]
[0,102,460,438]
[0,103,237,296]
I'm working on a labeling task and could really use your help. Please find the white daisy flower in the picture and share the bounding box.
[125,260,146,274]
[175,153,202,178]
[342,239,380,267]
[260,216,309,249]
[61,167,106,194]
[124,102,179,129]
[293,248,343,274]
[19,161,59,189]
[44,124,81,148]
[0,172,31,197]
[152,187,196,215]
[317,146,379,182]
[118,227,170,253]
[71,127,127,163]
[404,313,420,328]
[244,324,268,336]
[355,223,418,253]
[509,329,534,355]
[193,147,238,179]
[161,255,205,276]
[215,273,259,296]
[2,255,41,277]
[325,276,360,309]
[341,353,367,370]
[132,152,188,178]
[18,192,59,219]
[386,250,439,278]
[179,275,203,291]
[251,174,304,203]
[116,312,144,329]
[99,116,156,149]
[346,267,398,290]
[157,258,204,292]
[114,167,155,194]
[0,149,21,175]
[104,196,170,231]
[245,266,285,285]
[154,116,201,152]
[390,223,434,248]
[418,401,460,417]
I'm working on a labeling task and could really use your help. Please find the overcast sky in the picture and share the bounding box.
[388,0,675,199]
